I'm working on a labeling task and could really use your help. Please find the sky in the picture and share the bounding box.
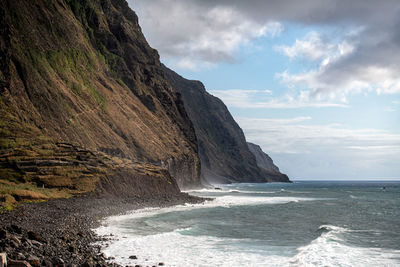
[129,0,400,180]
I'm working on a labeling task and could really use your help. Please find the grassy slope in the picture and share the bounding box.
[0,0,201,209]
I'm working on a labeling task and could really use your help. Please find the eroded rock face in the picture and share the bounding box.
[163,66,291,184]
[247,142,290,182]
[0,0,201,193]
[247,142,280,173]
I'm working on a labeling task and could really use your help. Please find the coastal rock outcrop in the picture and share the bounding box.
[163,67,290,184]
[247,142,290,182]
[247,142,280,173]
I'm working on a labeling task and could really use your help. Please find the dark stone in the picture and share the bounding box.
[8,260,32,267]
[68,245,77,253]
[77,232,86,237]
[10,224,23,234]
[158,263,164,266]
[27,255,41,267]
[10,239,20,248]
[27,232,44,243]
[0,229,8,239]
[41,260,53,267]
[52,258,64,267]
[129,255,137,259]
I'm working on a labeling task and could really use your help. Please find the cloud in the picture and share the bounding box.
[237,117,400,154]
[131,0,400,96]
[210,89,348,109]
[130,0,282,69]
[238,116,400,158]
[236,116,400,179]
[384,107,396,112]
[277,29,400,99]
[275,32,341,61]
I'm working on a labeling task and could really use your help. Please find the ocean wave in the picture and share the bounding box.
[184,188,277,195]
[183,188,229,193]
[97,224,400,267]
[96,195,322,226]
[213,195,318,206]
[96,227,287,267]
[289,225,400,267]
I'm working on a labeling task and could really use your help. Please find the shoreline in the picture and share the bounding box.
[0,193,205,266]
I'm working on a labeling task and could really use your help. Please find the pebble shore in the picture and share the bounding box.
[0,193,204,267]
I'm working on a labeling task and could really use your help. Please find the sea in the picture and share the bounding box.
[95,181,400,267]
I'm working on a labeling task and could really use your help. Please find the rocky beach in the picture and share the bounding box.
[0,194,204,266]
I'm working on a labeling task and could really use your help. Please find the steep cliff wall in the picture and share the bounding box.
[163,66,290,184]
[247,142,280,173]
[247,142,290,182]
[0,0,202,199]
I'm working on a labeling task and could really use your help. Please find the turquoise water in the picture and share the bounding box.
[96,181,400,266]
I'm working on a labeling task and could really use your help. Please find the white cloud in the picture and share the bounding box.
[384,107,396,112]
[237,116,400,154]
[210,89,348,109]
[276,32,337,61]
[261,21,284,38]
[132,0,282,70]
[173,58,216,71]
[276,29,400,99]
[279,64,400,99]
[348,145,400,154]
[237,116,400,179]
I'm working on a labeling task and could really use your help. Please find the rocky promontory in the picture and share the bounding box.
[163,66,290,184]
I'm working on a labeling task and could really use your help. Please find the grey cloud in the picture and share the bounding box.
[129,0,283,66]
[130,0,400,96]
[198,0,399,25]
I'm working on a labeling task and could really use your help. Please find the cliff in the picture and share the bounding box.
[0,0,202,205]
[247,142,280,173]
[247,142,290,181]
[163,66,290,184]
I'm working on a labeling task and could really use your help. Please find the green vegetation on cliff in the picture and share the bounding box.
[0,0,202,209]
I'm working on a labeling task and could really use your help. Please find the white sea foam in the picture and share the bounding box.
[96,227,288,267]
[184,188,277,194]
[289,225,400,267]
[96,223,400,267]
[183,188,229,193]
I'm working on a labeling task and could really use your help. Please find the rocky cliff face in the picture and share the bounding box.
[247,142,290,182]
[163,66,290,184]
[0,0,202,202]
